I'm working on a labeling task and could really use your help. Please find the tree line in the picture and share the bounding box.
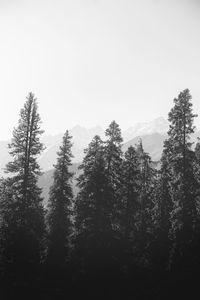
[0,89,200,298]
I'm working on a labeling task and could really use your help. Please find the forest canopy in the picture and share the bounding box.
[0,89,200,299]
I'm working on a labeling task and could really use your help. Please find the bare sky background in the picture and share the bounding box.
[0,0,200,140]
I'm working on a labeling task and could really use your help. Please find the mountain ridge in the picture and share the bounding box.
[1,117,199,177]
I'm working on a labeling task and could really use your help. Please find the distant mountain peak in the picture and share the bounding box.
[71,124,85,130]
[0,117,199,177]
[122,117,168,142]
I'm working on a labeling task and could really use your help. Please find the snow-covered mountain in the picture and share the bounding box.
[32,120,169,171]
[37,125,105,171]
[123,117,169,142]
[0,117,199,177]
[123,132,167,162]
[0,125,106,176]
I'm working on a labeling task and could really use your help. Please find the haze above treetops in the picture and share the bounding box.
[0,0,200,140]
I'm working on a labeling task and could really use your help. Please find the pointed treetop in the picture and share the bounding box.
[105,120,123,144]
[168,89,197,137]
[136,138,144,156]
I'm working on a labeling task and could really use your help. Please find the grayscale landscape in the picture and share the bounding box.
[0,1,200,299]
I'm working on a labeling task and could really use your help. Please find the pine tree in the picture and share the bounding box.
[47,130,74,268]
[191,140,200,269]
[165,89,199,270]
[104,121,123,235]
[195,140,200,196]
[150,140,173,273]
[0,177,16,269]
[0,93,45,271]
[136,140,156,267]
[105,120,123,185]
[120,146,141,272]
[121,146,140,241]
[74,135,113,275]
[195,140,200,209]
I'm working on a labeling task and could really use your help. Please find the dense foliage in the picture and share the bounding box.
[46,130,74,268]
[0,93,45,277]
[0,89,200,299]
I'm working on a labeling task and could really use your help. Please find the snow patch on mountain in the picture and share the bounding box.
[123,117,169,142]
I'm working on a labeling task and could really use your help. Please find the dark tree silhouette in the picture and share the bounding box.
[0,93,45,275]
[47,130,74,268]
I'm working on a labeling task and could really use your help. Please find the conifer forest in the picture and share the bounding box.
[1,89,200,299]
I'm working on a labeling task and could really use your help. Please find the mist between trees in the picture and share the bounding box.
[0,89,200,299]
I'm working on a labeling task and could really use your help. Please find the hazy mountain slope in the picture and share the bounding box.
[38,118,169,170]
[39,129,200,204]
[123,129,200,161]
[0,118,168,176]
[38,125,105,171]
[123,117,168,142]
[0,126,105,176]
[1,119,199,178]
[39,133,166,204]
[40,133,167,204]
[123,133,168,161]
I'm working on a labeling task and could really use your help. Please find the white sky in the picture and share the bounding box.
[0,0,200,140]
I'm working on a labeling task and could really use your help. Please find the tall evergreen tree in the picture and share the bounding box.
[104,121,123,235]
[121,146,140,241]
[47,130,74,268]
[195,140,200,212]
[0,93,45,270]
[105,120,123,186]
[150,140,173,273]
[0,177,16,269]
[165,89,199,270]
[75,135,113,275]
[120,146,141,272]
[136,140,156,267]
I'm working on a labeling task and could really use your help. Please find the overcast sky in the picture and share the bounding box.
[0,0,200,140]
